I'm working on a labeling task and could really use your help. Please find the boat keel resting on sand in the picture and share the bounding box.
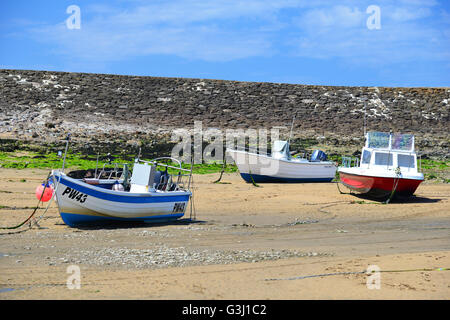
[227,140,336,183]
[51,158,192,227]
[338,131,424,201]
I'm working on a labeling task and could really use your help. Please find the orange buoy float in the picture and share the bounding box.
[35,182,54,202]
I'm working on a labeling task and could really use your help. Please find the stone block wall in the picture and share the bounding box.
[0,69,448,158]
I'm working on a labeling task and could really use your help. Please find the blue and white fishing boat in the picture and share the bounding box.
[227,140,337,183]
[51,157,193,227]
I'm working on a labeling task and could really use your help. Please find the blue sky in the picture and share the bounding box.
[1,0,449,87]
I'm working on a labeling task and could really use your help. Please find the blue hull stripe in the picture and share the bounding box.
[59,177,190,203]
[240,173,333,183]
[60,212,184,227]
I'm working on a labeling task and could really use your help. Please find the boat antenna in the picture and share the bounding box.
[95,152,99,178]
[288,115,296,145]
[363,101,367,136]
[61,133,71,173]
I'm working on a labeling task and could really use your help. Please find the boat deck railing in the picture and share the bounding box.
[294,151,311,161]
[137,157,193,191]
[341,153,422,172]
[232,146,312,161]
[234,146,271,157]
[341,156,360,168]
[95,162,130,180]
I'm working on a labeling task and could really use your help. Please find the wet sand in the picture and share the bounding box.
[0,168,449,299]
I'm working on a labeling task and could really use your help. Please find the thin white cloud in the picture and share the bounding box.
[299,5,365,29]
[386,7,432,22]
[29,0,310,62]
[24,0,450,66]
[289,2,449,65]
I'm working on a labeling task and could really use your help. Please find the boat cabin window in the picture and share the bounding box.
[398,154,415,168]
[374,152,393,166]
[361,150,372,164]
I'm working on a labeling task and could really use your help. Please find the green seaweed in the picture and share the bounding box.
[0,150,238,175]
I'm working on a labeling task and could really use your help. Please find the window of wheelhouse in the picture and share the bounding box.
[361,150,372,164]
[398,154,415,169]
[374,152,393,166]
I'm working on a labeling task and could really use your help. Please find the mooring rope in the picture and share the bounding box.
[213,156,227,184]
[32,173,60,227]
[248,170,261,187]
[384,168,402,204]
[265,267,450,281]
[336,180,352,195]
[0,172,51,230]
[334,170,353,195]
[189,174,197,220]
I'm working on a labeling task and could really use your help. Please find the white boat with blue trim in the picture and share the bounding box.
[51,158,192,227]
[226,140,337,183]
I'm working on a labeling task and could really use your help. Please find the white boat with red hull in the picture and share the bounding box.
[338,132,424,201]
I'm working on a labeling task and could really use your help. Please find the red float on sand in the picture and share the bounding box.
[35,183,54,202]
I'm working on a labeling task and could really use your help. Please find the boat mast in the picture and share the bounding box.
[61,133,71,173]
[363,102,367,136]
[287,115,296,145]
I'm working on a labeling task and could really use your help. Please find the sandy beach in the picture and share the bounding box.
[0,168,449,299]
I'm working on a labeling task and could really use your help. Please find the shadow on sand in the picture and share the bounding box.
[351,193,442,204]
[71,218,207,231]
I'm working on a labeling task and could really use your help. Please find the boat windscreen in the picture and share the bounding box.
[367,132,414,151]
[391,133,414,151]
[367,132,390,149]
[272,141,288,152]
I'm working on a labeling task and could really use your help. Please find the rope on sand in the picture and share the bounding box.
[336,181,352,195]
[213,156,228,184]
[265,267,450,281]
[335,171,353,195]
[0,172,52,230]
[384,167,402,204]
[266,271,366,281]
[248,170,261,187]
[189,174,197,221]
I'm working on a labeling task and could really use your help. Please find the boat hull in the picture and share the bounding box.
[227,149,336,183]
[239,173,333,183]
[52,173,190,227]
[339,171,423,200]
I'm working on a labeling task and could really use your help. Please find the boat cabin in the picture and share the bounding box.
[272,140,291,160]
[271,140,329,163]
[359,132,419,173]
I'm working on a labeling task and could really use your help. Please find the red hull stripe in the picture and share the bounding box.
[339,172,423,195]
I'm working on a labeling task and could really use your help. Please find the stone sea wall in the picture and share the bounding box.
[0,69,449,158]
